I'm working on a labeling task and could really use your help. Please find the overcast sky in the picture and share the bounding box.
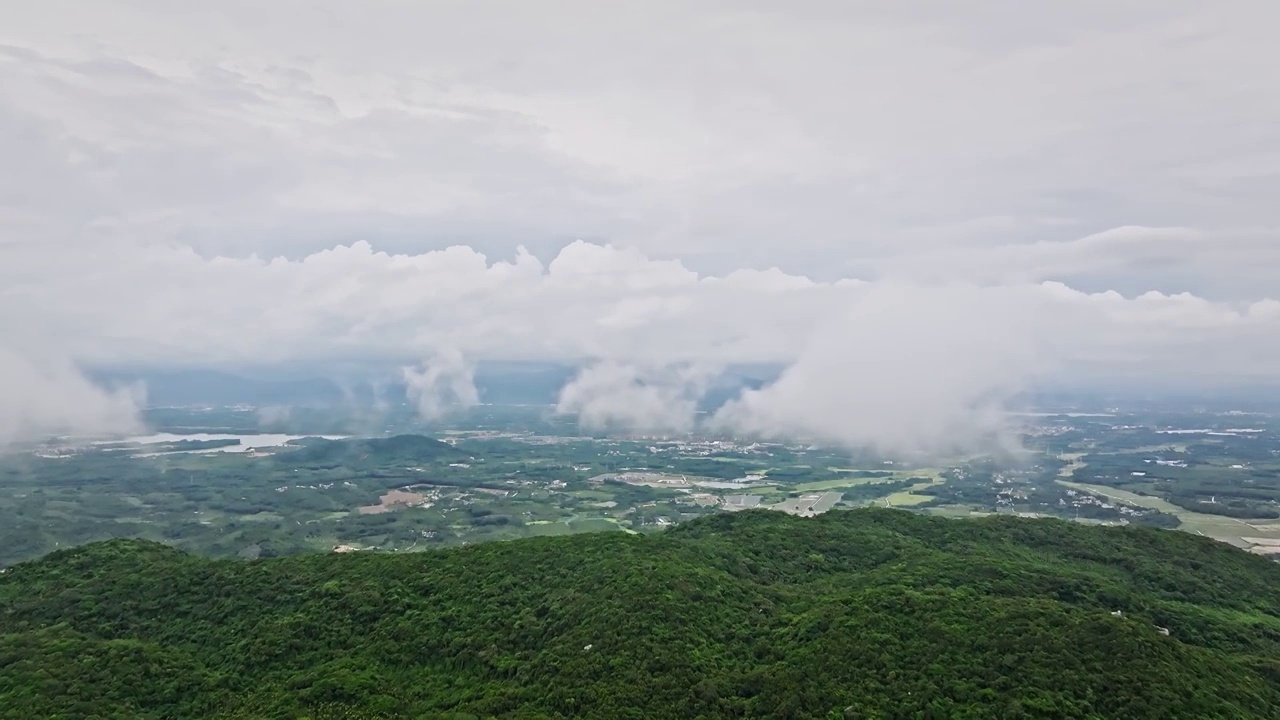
[3,1,1280,446]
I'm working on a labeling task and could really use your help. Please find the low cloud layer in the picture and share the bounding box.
[4,3,1280,449]
[0,350,143,445]
[711,284,1052,454]
[557,362,719,434]
[5,237,1275,372]
[1,237,1279,449]
[402,350,481,421]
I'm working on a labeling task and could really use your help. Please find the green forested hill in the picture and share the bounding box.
[2,509,1279,720]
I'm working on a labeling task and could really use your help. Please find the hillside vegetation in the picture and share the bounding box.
[2,509,1279,719]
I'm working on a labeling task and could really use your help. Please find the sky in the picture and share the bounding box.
[3,1,1280,448]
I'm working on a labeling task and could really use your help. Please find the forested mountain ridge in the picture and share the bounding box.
[2,509,1279,719]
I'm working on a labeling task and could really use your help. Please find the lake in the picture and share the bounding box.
[98,432,348,454]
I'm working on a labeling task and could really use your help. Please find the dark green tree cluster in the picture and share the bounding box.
[2,509,1280,719]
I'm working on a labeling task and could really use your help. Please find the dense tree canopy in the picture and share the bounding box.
[2,508,1279,719]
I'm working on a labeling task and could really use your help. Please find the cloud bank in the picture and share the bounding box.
[4,2,1280,449]
[402,350,481,421]
[557,362,720,434]
[1,236,1278,449]
[0,350,143,445]
[711,284,1052,454]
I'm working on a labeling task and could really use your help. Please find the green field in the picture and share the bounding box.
[1057,480,1280,546]
[567,489,616,501]
[1057,480,1184,514]
[566,517,626,532]
[5,407,1278,568]
[794,477,900,492]
[525,521,576,537]
[798,468,943,494]
[882,491,936,507]
[877,475,947,507]
[925,504,992,518]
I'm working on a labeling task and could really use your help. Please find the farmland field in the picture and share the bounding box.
[794,476,900,492]
[1058,480,1280,547]
[878,476,947,507]
[3,403,1279,566]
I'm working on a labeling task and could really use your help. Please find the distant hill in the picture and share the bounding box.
[3,509,1279,719]
[278,434,464,466]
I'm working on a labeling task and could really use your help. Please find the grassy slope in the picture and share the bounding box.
[2,509,1279,719]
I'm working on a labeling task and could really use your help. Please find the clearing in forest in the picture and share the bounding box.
[357,489,429,514]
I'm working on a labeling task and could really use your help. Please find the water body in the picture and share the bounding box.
[1156,429,1265,435]
[100,433,347,454]
[1009,412,1117,417]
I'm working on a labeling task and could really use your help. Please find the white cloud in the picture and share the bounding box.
[2,236,1280,447]
[402,350,480,421]
[557,362,719,434]
[3,2,1280,448]
[4,2,1280,268]
[711,283,1052,454]
[0,349,143,446]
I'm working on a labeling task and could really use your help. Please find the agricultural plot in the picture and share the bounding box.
[794,476,900,492]
[924,504,992,518]
[7,406,1280,566]
[873,476,947,507]
[1058,480,1280,548]
[722,495,763,511]
[795,468,942,493]
[769,491,843,516]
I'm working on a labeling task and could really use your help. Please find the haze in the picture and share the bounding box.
[3,1,1280,451]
